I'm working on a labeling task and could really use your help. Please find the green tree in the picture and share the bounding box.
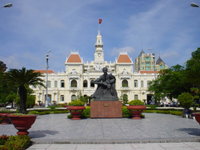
[178,92,193,109]
[183,48,200,88]
[15,94,36,108]
[5,93,17,108]
[5,67,45,113]
[0,72,18,105]
[148,64,190,100]
[122,94,128,105]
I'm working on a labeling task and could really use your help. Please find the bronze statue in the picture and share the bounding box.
[91,67,118,101]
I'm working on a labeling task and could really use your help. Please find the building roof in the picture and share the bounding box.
[117,53,132,63]
[67,53,82,63]
[140,71,159,74]
[138,50,145,57]
[34,70,55,74]
[156,56,165,64]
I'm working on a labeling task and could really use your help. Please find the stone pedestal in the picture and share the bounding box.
[90,101,122,118]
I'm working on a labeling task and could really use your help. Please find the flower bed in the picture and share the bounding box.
[0,135,31,150]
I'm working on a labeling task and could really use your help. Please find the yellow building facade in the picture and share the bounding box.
[32,31,170,105]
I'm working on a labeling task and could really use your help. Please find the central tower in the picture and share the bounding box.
[94,30,104,62]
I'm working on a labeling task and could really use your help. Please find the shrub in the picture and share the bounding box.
[0,119,2,124]
[178,92,194,109]
[68,100,84,106]
[170,111,183,116]
[81,107,90,118]
[0,109,12,113]
[0,134,8,145]
[3,135,30,150]
[60,103,67,107]
[122,106,132,117]
[28,111,39,115]
[141,114,145,118]
[0,135,30,150]
[38,111,50,115]
[145,105,157,109]
[48,105,60,110]
[128,99,144,106]
[67,114,72,119]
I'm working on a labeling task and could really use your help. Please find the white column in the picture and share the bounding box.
[53,93,55,102]
[138,78,141,88]
[56,92,58,103]
[65,93,68,103]
[88,79,90,88]
[41,93,44,103]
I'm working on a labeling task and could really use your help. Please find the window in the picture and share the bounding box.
[91,80,94,87]
[146,67,150,71]
[141,80,144,87]
[61,80,65,88]
[134,95,138,100]
[160,65,165,69]
[71,95,76,101]
[47,81,51,88]
[71,80,77,87]
[134,80,138,87]
[54,81,57,88]
[60,95,64,101]
[146,62,150,66]
[122,80,128,87]
[146,57,149,61]
[83,80,88,88]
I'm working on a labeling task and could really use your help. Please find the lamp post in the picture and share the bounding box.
[148,48,156,80]
[0,3,12,8]
[45,50,51,107]
[191,2,199,7]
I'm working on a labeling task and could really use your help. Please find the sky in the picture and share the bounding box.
[0,0,200,73]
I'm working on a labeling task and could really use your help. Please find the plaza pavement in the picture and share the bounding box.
[1,113,200,149]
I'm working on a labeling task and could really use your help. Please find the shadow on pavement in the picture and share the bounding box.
[177,128,200,136]
[29,130,59,138]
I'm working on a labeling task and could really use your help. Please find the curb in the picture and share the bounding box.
[32,138,200,144]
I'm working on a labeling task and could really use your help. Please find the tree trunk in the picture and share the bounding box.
[19,85,27,114]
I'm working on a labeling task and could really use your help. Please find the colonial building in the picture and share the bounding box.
[32,30,169,104]
[135,50,168,72]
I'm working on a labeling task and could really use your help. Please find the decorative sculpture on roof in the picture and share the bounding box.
[122,68,127,75]
[91,67,118,101]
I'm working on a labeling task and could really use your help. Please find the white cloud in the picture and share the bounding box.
[110,47,135,56]
[161,51,179,59]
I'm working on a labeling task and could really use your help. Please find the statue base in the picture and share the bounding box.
[90,101,122,118]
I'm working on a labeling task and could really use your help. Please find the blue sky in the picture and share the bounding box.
[0,0,200,72]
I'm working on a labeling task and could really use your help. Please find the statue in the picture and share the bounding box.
[91,67,118,101]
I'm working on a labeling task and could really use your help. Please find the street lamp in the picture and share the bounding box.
[148,48,156,80]
[45,50,51,107]
[0,3,13,8]
[191,2,199,7]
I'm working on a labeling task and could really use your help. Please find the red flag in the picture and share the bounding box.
[99,19,102,24]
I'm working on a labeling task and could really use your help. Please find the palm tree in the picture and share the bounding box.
[5,67,45,113]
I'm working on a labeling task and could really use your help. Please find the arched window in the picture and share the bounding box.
[134,95,138,100]
[71,80,77,87]
[47,81,51,88]
[122,80,128,87]
[60,95,64,101]
[61,80,65,88]
[83,80,88,88]
[134,80,138,87]
[71,95,76,101]
[91,80,94,87]
[141,80,144,87]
